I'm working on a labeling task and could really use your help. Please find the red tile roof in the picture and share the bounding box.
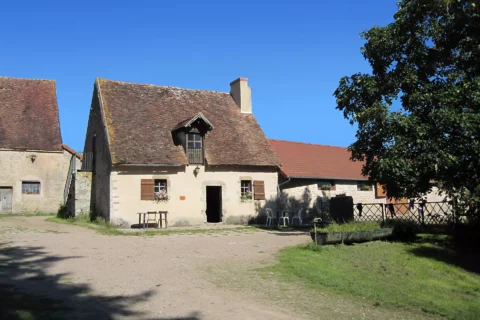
[0,77,62,151]
[97,79,280,166]
[62,144,83,160]
[269,139,368,180]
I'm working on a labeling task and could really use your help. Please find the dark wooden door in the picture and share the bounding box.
[0,187,13,213]
[206,186,222,223]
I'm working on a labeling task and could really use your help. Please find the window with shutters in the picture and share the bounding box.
[154,179,169,201]
[240,180,252,201]
[253,180,265,200]
[141,179,154,200]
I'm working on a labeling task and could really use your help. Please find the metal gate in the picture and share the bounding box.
[0,187,13,213]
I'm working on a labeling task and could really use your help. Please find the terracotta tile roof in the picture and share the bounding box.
[0,76,62,151]
[97,79,280,166]
[62,144,83,160]
[269,139,368,180]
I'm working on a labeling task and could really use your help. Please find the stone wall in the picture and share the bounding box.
[83,84,112,220]
[281,178,386,210]
[75,171,92,216]
[0,150,66,213]
[109,165,278,226]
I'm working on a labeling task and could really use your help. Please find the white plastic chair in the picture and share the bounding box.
[292,208,303,226]
[278,210,289,227]
[265,208,277,226]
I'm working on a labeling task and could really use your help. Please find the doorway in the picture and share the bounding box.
[0,187,13,213]
[206,186,222,223]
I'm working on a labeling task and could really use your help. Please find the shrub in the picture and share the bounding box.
[56,204,72,219]
[381,220,420,242]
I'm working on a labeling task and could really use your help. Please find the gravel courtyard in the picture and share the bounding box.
[0,216,311,319]
[0,216,435,320]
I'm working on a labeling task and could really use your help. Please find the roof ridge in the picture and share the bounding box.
[97,78,230,94]
[0,76,55,82]
[269,138,349,150]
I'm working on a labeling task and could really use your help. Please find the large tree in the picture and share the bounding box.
[334,0,480,220]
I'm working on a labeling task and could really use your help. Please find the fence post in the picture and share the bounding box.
[380,203,385,223]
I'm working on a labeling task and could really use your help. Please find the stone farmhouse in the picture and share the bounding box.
[270,139,385,209]
[81,78,281,226]
[0,76,83,214]
[270,139,445,213]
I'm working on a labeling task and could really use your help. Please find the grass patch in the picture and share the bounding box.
[0,213,55,219]
[315,221,382,233]
[268,234,480,320]
[45,216,124,236]
[46,216,261,236]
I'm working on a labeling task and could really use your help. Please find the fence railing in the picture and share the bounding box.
[81,152,94,171]
[63,155,76,204]
[353,201,455,225]
[187,148,203,164]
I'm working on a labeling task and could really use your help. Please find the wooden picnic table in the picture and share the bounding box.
[137,211,168,229]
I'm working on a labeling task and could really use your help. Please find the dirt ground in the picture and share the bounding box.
[0,217,434,320]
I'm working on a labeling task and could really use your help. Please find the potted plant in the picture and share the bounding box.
[359,184,371,191]
[241,190,253,202]
[154,190,169,202]
[320,184,331,191]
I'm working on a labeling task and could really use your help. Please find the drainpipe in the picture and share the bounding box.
[277,177,291,195]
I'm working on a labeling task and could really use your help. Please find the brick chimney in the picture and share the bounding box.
[230,78,252,114]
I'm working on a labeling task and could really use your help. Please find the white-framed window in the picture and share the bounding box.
[241,180,252,200]
[22,181,40,195]
[154,179,167,193]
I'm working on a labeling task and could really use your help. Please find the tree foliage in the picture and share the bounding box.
[334,0,480,220]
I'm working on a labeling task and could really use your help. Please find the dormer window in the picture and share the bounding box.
[187,131,203,164]
[171,112,214,165]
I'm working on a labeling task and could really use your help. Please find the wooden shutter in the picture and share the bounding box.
[375,183,387,198]
[141,179,154,200]
[253,180,265,200]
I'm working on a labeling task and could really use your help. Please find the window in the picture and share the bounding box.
[187,133,203,164]
[318,181,336,191]
[357,182,372,191]
[154,179,167,193]
[241,180,252,200]
[22,182,40,195]
[253,180,265,200]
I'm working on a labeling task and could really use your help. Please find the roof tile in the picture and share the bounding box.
[0,77,62,151]
[269,139,367,180]
[97,79,280,166]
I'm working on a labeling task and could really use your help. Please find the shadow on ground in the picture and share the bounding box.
[408,234,480,275]
[0,244,200,319]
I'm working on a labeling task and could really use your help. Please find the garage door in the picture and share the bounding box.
[0,187,13,213]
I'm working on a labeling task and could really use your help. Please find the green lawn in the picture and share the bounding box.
[0,213,55,219]
[268,235,480,320]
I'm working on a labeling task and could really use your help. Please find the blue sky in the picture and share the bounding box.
[0,0,398,152]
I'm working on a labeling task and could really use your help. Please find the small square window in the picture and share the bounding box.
[154,179,167,193]
[22,182,40,195]
[317,181,335,191]
[357,182,372,191]
[241,180,252,200]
